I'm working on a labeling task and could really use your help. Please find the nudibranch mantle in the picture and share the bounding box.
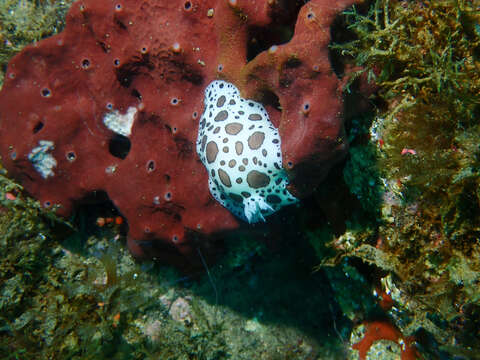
[196,80,298,223]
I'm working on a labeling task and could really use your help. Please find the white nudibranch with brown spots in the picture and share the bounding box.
[196,80,298,223]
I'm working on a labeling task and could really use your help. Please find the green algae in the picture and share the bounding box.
[312,0,480,356]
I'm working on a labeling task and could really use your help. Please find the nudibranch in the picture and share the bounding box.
[196,80,298,223]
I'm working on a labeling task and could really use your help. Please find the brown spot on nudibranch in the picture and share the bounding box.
[248,131,265,150]
[206,141,218,163]
[225,122,243,135]
[235,141,243,155]
[246,170,270,188]
[214,110,228,121]
[216,95,226,107]
[228,159,236,168]
[248,113,262,121]
[218,168,232,187]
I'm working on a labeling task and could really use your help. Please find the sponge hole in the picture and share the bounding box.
[33,121,44,134]
[109,134,131,159]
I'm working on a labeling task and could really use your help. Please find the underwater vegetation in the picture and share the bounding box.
[310,0,480,358]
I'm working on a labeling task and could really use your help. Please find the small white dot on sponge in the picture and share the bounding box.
[196,80,298,223]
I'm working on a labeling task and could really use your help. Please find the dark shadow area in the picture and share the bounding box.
[247,24,294,61]
[167,203,355,353]
[246,0,305,61]
[63,190,128,254]
[256,88,281,112]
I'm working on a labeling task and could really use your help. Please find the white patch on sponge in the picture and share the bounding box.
[28,140,57,179]
[196,80,298,223]
[103,106,137,137]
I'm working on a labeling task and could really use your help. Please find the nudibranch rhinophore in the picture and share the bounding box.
[196,80,298,223]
